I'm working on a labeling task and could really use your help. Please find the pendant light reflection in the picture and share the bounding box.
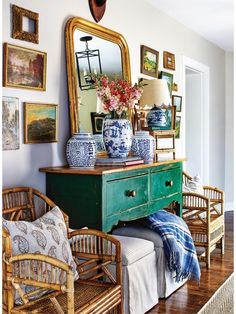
[75,36,102,90]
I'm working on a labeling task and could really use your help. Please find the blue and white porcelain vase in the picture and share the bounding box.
[131,131,155,164]
[66,132,96,168]
[103,119,133,158]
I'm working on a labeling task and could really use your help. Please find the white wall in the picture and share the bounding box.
[186,71,202,177]
[2,0,226,195]
[225,52,234,210]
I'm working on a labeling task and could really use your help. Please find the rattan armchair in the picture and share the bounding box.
[2,187,122,314]
[182,172,225,268]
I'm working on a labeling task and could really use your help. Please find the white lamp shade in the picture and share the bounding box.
[139,79,171,107]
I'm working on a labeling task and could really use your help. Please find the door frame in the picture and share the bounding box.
[182,56,210,183]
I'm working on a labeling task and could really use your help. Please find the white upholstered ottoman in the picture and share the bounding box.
[113,222,187,298]
[110,235,158,314]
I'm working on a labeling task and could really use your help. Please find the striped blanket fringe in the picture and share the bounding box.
[143,209,201,283]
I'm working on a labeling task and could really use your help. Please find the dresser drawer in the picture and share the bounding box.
[106,174,149,216]
[151,168,181,200]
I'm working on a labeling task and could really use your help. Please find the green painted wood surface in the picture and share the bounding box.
[150,168,182,200]
[45,162,183,232]
[106,174,149,216]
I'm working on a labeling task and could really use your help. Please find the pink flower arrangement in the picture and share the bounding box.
[94,75,144,119]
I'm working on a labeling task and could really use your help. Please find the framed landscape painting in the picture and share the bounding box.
[160,71,173,96]
[24,103,58,143]
[3,43,47,91]
[141,45,159,78]
[2,96,20,150]
[175,116,181,139]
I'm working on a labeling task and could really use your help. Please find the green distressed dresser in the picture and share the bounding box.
[40,159,184,232]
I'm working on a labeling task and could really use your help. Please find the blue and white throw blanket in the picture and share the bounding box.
[143,210,200,283]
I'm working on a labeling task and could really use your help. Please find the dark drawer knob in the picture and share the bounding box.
[127,190,136,197]
[165,180,173,187]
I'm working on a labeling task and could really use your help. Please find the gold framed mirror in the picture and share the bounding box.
[65,16,131,135]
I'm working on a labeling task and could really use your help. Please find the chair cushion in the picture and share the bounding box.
[183,174,204,194]
[113,222,164,248]
[3,206,78,304]
[112,234,154,266]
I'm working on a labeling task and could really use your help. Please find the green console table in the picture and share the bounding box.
[40,159,184,232]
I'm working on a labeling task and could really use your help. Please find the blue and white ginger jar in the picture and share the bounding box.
[131,131,155,164]
[66,132,96,168]
[147,106,171,129]
[103,119,133,158]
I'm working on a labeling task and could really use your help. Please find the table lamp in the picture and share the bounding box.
[139,79,171,129]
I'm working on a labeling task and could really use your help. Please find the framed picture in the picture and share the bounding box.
[175,116,181,139]
[2,96,20,150]
[172,95,182,112]
[3,43,47,91]
[163,51,175,70]
[90,112,106,134]
[24,103,58,143]
[12,5,39,44]
[160,71,173,96]
[141,45,159,78]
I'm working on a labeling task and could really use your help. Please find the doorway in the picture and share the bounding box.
[182,57,210,183]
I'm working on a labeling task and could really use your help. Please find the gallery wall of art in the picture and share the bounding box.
[2,0,227,200]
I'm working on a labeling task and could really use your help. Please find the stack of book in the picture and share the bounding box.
[95,156,144,167]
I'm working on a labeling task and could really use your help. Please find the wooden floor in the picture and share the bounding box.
[148,211,234,314]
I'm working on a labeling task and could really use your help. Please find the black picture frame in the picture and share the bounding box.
[172,95,182,112]
[90,112,106,134]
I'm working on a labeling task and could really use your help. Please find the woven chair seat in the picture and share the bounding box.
[12,281,121,313]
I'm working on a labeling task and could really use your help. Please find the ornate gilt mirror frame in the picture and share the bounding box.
[65,16,131,135]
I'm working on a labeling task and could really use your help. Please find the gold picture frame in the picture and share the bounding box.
[12,5,39,44]
[141,45,159,78]
[24,103,58,144]
[163,51,175,70]
[3,43,47,91]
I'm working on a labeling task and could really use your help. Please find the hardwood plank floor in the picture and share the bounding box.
[148,211,234,314]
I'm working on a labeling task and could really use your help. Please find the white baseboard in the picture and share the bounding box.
[225,202,234,211]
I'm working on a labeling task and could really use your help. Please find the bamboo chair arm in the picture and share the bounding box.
[183,192,209,203]
[203,186,224,201]
[9,253,72,273]
[68,229,122,285]
[68,228,121,250]
[7,254,74,295]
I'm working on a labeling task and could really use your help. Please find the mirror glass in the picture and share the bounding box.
[74,29,122,133]
[65,17,131,135]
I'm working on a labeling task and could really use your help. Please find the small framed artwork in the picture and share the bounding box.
[160,71,173,96]
[12,5,39,44]
[163,51,175,70]
[175,116,181,139]
[172,82,178,92]
[2,96,20,150]
[90,112,106,134]
[172,95,182,112]
[141,45,159,78]
[3,43,47,91]
[24,103,58,143]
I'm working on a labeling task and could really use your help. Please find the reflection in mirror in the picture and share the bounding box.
[65,17,131,135]
[74,29,123,133]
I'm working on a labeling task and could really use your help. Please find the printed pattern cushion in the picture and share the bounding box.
[3,206,78,304]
